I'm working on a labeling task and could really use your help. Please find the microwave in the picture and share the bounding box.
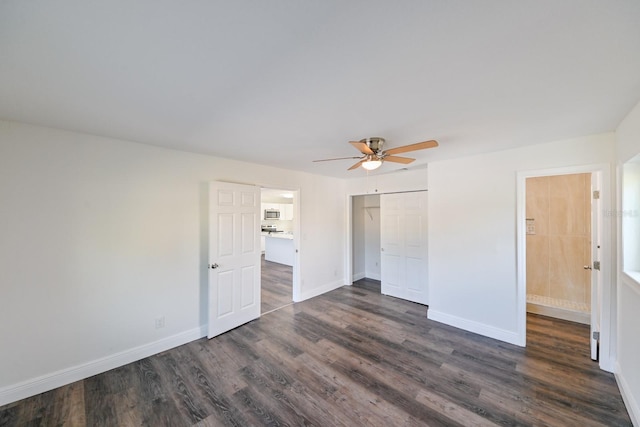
[264,209,280,220]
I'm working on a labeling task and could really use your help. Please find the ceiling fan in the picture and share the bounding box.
[313,137,439,171]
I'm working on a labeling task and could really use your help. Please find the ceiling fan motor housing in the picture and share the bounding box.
[361,137,385,153]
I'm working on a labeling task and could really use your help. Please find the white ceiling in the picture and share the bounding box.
[261,188,294,203]
[1,1,640,179]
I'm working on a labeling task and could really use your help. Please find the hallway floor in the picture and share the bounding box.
[261,255,292,314]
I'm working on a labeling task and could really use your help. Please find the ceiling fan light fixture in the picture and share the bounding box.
[362,159,382,170]
[314,137,437,172]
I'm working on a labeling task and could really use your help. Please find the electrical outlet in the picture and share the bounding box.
[155,316,165,329]
[526,218,536,235]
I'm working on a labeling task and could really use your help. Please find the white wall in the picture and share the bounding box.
[351,194,380,281]
[427,133,615,345]
[0,120,346,404]
[351,195,366,280]
[622,160,640,274]
[345,166,429,195]
[615,100,640,426]
[363,195,381,280]
[617,100,640,164]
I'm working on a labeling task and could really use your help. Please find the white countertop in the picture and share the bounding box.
[263,233,293,240]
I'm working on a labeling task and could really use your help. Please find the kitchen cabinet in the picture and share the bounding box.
[280,203,293,220]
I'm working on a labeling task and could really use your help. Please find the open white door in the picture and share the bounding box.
[590,174,602,360]
[381,191,428,305]
[208,181,261,339]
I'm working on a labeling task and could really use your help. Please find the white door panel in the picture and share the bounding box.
[217,270,234,317]
[381,191,429,305]
[406,258,423,291]
[241,265,256,308]
[218,214,234,256]
[218,189,234,205]
[405,216,421,245]
[382,253,402,292]
[382,215,402,247]
[241,214,255,252]
[208,182,261,339]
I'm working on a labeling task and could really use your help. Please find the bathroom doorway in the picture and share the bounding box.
[518,166,606,362]
[525,173,592,324]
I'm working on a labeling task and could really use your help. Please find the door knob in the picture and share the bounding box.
[210,263,219,269]
[583,265,592,270]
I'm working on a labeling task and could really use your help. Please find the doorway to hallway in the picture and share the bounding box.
[260,187,297,314]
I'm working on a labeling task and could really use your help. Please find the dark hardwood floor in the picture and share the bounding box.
[0,278,631,426]
[261,255,293,314]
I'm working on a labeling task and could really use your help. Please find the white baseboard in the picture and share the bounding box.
[526,302,590,325]
[615,363,640,427]
[351,272,381,282]
[352,271,365,282]
[599,356,615,374]
[0,325,207,407]
[296,279,344,302]
[364,272,381,281]
[427,310,521,346]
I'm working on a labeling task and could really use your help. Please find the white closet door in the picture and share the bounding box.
[381,191,428,305]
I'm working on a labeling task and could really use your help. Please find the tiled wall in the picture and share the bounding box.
[526,173,591,308]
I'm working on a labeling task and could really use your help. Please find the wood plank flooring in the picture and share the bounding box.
[0,278,632,426]
[261,255,292,314]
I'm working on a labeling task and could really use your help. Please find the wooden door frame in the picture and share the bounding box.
[516,163,614,372]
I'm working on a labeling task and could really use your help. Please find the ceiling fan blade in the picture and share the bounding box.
[384,140,438,155]
[383,155,415,164]
[313,156,363,162]
[349,141,374,155]
[348,160,365,170]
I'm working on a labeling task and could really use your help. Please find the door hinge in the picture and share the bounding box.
[593,261,601,271]
[593,331,600,341]
[593,190,600,199]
